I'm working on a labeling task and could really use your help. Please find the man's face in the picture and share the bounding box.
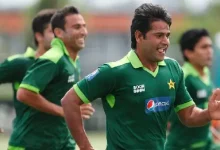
[187,36,213,67]
[138,20,170,62]
[42,24,54,50]
[62,14,88,51]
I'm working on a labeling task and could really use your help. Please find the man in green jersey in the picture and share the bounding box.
[166,29,214,150]
[0,46,35,105]
[61,3,220,150]
[16,6,94,150]
[0,9,54,136]
[5,8,54,149]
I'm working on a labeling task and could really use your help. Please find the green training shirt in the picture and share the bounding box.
[74,50,194,150]
[9,38,80,149]
[165,62,213,150]
[0,47,35,124]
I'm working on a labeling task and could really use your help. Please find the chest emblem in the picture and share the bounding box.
[168,79,175,89]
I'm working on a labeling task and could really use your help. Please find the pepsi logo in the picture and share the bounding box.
[145,97,171,114]
[147,100,155,110]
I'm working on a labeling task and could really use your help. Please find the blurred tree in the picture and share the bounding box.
[24,0,70,49]
[34,0,70,11]
[170,3,220,44]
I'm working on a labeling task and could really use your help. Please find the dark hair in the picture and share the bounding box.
[179,28,210,61]
[131,3,172,49]
[32,9,56,46]
[51,6,79,36]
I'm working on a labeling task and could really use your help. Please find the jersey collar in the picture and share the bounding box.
[24,47,35,58]
[127,50,166,68]
[51,38,79,60]
[182,62,210,85]
[182,62,209,77]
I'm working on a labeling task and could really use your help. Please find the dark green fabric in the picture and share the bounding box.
[9,39,80,149]
[75,51,194,150]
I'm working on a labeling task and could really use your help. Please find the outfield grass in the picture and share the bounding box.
[0,131,106,150]
[0,133,8,150]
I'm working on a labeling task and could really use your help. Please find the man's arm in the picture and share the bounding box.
[17,88,95,118]
[177,105,210,127]
[178,89,220,127]
[17,88,64,117]
[61,88,94,150]
[0,57,26,83]
[62,65,115,149]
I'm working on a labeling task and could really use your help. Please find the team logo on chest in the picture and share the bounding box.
[168,79,175,89]
[68,74,75,83]
[133,84,145,93]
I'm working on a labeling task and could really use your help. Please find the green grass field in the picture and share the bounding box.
[2,131,220,150]
[0,131,106,150]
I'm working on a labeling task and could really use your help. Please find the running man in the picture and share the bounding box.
[0,8,55,145]
[61,3,220,150]
[10,6,94,150]
[166,29,214,150]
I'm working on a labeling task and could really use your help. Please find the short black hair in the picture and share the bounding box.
[32,9,56,46]
[51,6,79,36]
[179,28,210,61]
[131,3,172,49]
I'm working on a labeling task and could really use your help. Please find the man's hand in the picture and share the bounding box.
[80,103,95,119]
[208,88,220,120]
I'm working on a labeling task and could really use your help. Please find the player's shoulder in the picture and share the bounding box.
[163,57,184,76]
[39,47,64,64]
[106,56,130,69]
[7,54,25,61]
[93,57,131,78]
[7,46,35,62]
[7,54,33,63]
[94,56,129,74]
[0,55,34,69]
[164,56,179,65]
[164,57,182,69]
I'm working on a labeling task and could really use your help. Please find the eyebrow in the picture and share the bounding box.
[201,43,212,46]
[152,30,170,34]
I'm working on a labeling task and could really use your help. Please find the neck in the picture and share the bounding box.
[35,45,47,58]
[190,62,205,77]
[135,50,158,72]
[65,46,78,61]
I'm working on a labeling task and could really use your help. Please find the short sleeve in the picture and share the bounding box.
[0,57,27,83]
[19,58,58,93]
[174,62,195,112]
[73,64,115,104]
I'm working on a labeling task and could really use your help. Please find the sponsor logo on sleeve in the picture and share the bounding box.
[86,69,99,81]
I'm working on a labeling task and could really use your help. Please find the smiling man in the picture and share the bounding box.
[16,6,94,150]
[61,3,220,150]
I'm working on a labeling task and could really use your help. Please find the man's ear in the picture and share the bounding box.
[184,49,194,60]
[54,28,64,39]
[35,32,43,44]
[135,30,144,44]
